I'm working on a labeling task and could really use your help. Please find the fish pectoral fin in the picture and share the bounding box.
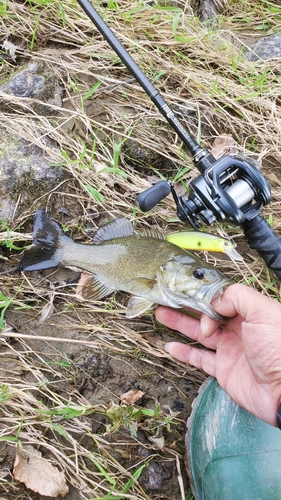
[93,218,134,243]
[126,277,156,293]
[82,276,115,301]
[126,296,155,318]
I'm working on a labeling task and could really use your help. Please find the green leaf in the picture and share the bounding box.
[85,185,105,202]
[83,81,102,101]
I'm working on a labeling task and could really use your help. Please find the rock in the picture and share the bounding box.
[0,60,64,115]
[139,459,172,490]
[121,138,165,171]
[0,125,65,222]
[244,33,281,61]
[200,0,225,24]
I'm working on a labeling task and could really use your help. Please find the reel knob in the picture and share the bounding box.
[136,181,171,212]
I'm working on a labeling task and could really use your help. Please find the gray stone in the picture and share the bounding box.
[200,0,225,24]
[0,125,64,221]
[0,60,64,115]
[244,33,281,61]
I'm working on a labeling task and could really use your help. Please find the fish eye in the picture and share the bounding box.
[193,268,204,280]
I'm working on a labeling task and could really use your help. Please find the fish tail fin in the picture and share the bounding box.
[18,210,67,271]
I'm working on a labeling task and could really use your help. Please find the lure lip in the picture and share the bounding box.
[223,246,243,261]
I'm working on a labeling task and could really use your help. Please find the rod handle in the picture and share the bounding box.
[243,215,281,279]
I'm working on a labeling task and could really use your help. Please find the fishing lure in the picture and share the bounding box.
[166,231,242,261]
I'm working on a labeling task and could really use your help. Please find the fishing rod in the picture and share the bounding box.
[76,0,281,279]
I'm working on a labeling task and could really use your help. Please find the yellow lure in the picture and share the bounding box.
[166,231,242,261]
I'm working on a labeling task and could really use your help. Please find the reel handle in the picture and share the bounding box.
[136,181,171,212]
[243,215,281,279]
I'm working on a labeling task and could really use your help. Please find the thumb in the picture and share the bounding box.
[212,283,280,324]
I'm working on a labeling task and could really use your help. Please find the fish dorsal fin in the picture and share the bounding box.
[138,227,166,240]
[93,218,134,243]
[82,276,115,301]
[126,296,155,318]
[93,219,165,243]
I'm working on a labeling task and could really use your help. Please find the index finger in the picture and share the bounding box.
[155,306,221,349]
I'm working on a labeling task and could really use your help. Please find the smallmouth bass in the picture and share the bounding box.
[17,211,231,320]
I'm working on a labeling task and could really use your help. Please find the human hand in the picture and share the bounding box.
[155,283,281,426]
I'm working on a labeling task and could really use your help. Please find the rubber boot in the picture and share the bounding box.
[186,377,281,500]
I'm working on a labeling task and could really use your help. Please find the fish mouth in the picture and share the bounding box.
[193,278,231,320]
[197,278,232,304]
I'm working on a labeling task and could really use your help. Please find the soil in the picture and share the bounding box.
[2,283,206,499]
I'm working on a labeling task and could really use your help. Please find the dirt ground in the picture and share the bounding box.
[2,265,206,499]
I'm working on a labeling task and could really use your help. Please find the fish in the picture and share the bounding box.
[17,211,231,320]
[166,231,243,261]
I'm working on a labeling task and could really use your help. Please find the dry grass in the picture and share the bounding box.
[0,0,281,498]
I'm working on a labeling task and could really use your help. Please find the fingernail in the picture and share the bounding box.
[201,316,207,338]
[165,342,172,353]
[212,295,221,308]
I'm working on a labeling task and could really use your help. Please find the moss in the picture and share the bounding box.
[11,169,64,208]
[0,132,20,160]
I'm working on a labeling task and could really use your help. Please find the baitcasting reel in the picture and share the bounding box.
[77,0,281,279]
[136,153,271,229]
